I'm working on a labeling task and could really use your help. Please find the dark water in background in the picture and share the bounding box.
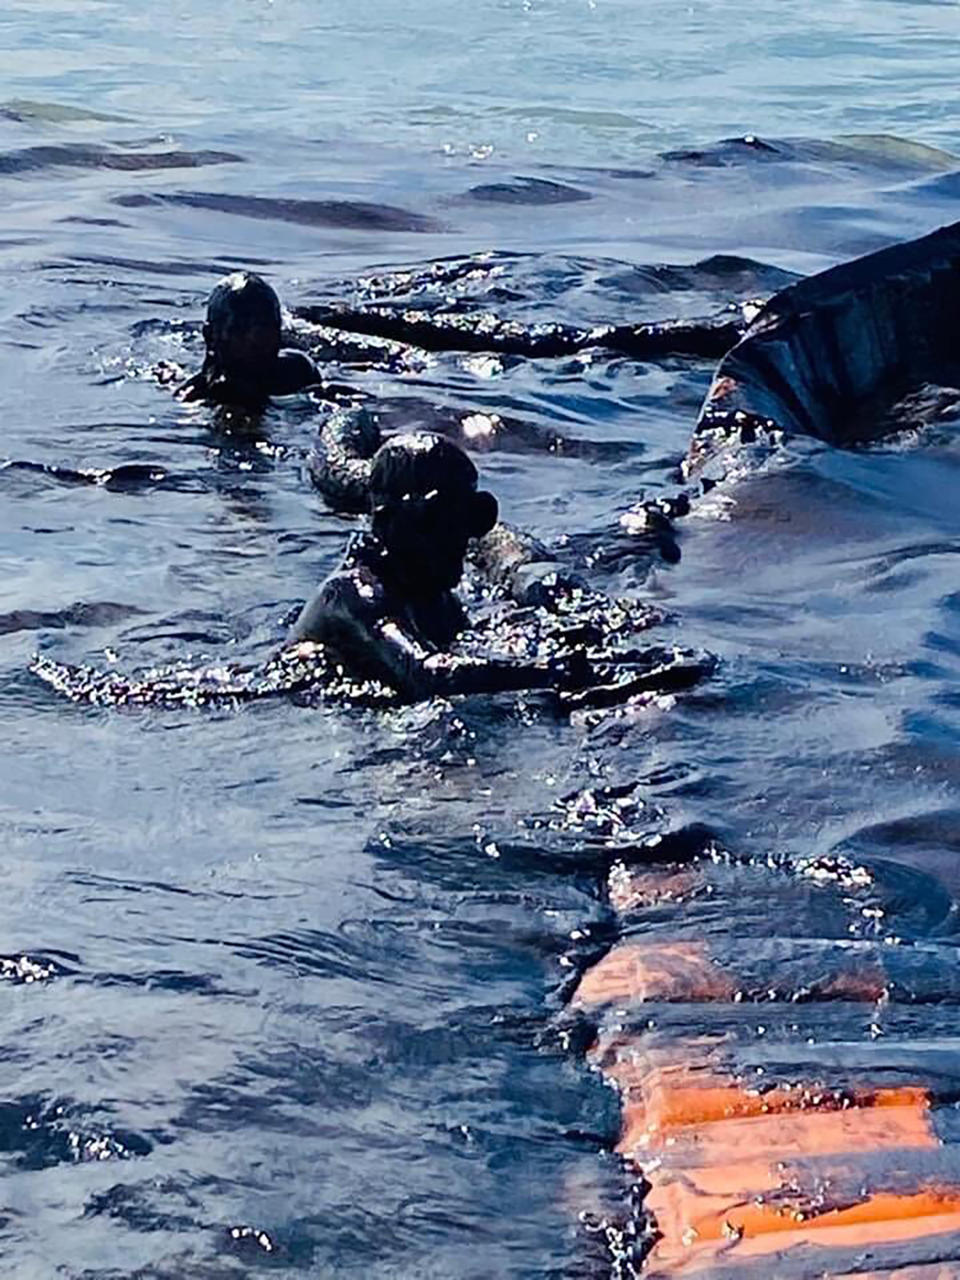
[3,1,960,1275]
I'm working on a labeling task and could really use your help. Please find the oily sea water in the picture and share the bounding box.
[3,0,960,1275]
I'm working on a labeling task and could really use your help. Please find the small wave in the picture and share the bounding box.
[660,133,958,175]
[56,215,129,228]
[662,134,783,166]
[83,1179,203,1236]
[0,953,66,984]
[94,968,231,995]
[0,99,131,125]
[839,803,960,855]
[0,142,241,176]
[56,251,228,276]
[0,1096,151,1170]
[0,459,170,492]
[624,252,798,296]
[231,925,410,987]
[115,190,443,234]
[465,176,592,206]
[497,105,644,130]
[227,1225,279,1259]
[0,601,145,637]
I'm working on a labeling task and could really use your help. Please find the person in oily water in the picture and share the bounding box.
[308,405,686,586]
[286,431,710,703]
[286,431,600,699]
[178,271,321,407]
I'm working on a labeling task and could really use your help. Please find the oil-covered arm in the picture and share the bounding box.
[176,350,320,406]
[468,520,587,609]
[286,568,586,701]
[177,365,212,403]
[306,407,383,514]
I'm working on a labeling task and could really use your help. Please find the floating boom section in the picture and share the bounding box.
[689,219,960,468]
[574,852,960,1276]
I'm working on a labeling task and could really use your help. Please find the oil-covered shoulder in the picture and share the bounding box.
[176,369,210,402]
[272,348,320,394]
[287,559,387,645]
[307,407,383,514]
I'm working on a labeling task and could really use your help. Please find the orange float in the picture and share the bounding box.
[575,930,960,1274]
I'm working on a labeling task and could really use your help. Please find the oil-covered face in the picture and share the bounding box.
[369,432,499,595]
[375,481,498,594]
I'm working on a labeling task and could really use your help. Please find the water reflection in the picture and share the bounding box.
[1,15,960,1264]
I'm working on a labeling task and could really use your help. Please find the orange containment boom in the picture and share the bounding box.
[575,932,960,1275]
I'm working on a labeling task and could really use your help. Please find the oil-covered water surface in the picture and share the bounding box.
[2,1,960,1276]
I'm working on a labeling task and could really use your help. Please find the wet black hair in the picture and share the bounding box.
[204,272,282,366]
[369,432,498,538]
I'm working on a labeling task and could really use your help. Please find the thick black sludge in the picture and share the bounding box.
[29,644,396,709]
[30,593,708,712]
[269,228,960,1275]
[296,300,746,362]
[290,223,960,549]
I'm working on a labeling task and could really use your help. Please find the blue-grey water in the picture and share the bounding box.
[3,2,960,1276]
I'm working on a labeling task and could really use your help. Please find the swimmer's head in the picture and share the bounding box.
[203,272,282,376]
[370,432,498,592]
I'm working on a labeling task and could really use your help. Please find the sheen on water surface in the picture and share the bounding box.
[2,2,960,1276]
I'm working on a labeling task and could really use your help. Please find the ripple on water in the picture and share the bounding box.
[0,143,242,175]
[113,191,444,235]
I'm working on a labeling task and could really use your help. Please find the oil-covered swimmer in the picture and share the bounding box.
[179,272,321,407]
[287,431,601,699]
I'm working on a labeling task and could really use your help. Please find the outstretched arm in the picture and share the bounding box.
[384,624,583,699]
[295,302,753,361]
[177,363,213,402]
[286,569,584,701]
